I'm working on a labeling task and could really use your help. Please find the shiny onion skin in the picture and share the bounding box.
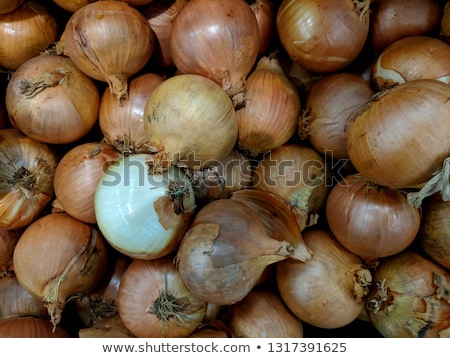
[55,0,154,101]
[0,129,57,230]
[366,250,450,338]
[13,213,109,330]
[346,79,450,189]
[276,0,370,73]
[0,0,24,14]
[372,36,450,90]
[276,229,372,329]
[249,0,276,57]
[118,256,207,338]
[52,0,95,13]
[169,0,260,107]
[299,72,374,159]
[0,0,59,70]
[325,174,422,260]
[6,53,100,144]
[0,316,71,338]
[369,0,442,54]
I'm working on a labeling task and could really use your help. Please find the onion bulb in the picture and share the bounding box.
[78,314,135,338]
[169,0,260,107]
[249,0,275,57]
[366,250,450,337]
[0,316,71,338]
[118,256,207,338]
[346,79,450,190]
[0,229,19,271]
[276,0,370,73]
[276,229,372,329]
[143,74,238,170]
[13,212,109,330]
[0,1,59,70]
[0,0,24,14]
[5,53,100,144]
[176,198,309,305]
[55,0,154,100]
[94,154,196,260]
[53,142,122,224]
[0,128,57,230]
[325,173,422,260]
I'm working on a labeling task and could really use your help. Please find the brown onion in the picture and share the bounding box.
[52,142,122,224]
[369,0,442,54]
[372,36,450,90]
[419,193,450,269]
[224,287,304,338]
[13,212,109,329]
[276,0,370,73]
[0,1,59,70]
[0,229,19,271]
[249,0,276,57]
[78,314,135,338]
[170,0,260,107]
[176,198,307,305]
[99,72,165,155]
[366,250,450,337]
[325,173,422,260]
[141,0,188,69]
[276,229,372,329]
[253,143,329,230]
[118,256,207,338]
[52,0,94,13]
[299,72,374,159]
[237,53,301,156]
[0,129,57,230]
[143,74,238,170]
[0,0,24,14]
[0,316,71,338]
[6,53,99,144]
[346,79,450,190]
[55,0,154,100]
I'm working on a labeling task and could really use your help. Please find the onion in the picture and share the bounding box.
[185,149,253,203]
[143,74,238,170]
[253,143,329,230]
[0,229,19,271]
[419,193,450,269]
[366,250,450,337]
[0,128,57,230]
[325,173,422,261]
[169,0,260,107]
[94,153,196,260]
[0,1,59,70]
[176,198,307,305]
[224,287,304,338]
[52,142,122,224]
[51,0,94,13]
[299,72,374,160]
[249,0,276,57]
[188,323,229,338]
[55,0,154,100]
[372,36,450,90]
[276,0,370,73]
[441,1,450,43]
[13,212,109,330]
[346,79,450,191]
[368,0,442,54]
[5,53,100,144]
[140,0,188,69]
[99,72,165,155]
[78,314,135,338]
[0,0,24,14]
[276,229,372,329]
[236,53,301,156]
[0,316,71,338]
[0,274,47,320]
[118,256,207,338]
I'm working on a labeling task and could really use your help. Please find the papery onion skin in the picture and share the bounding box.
[372,36,450,90]
[56,0,154,100]
[118,256,207,338]
[0,129,57,230]
[325,174,422,260]
[0,316,71,338]
[94,154,196,260]
[249,0,276,57]
[53,142,122,224]
[13,212,109,329]
[78,314,135,338]
[169,0,260,106]
[276,0,370,73]
[366,250,450,338]
[5,53,100,144]
[276,229,372,329]
[143,74,238,169]
[346,79,450,188]
[0,0,25,14]
[0,1,59,70]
